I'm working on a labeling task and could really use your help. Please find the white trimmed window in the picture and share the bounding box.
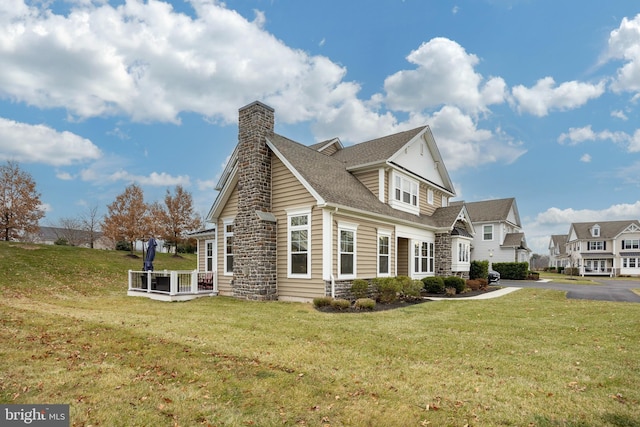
[428,188,434,205]
[205,239,215,272]
[622,239,640,249]
[338,222,358,279]
[377,230,391,276]
[390,172,419,214]
[588,241,604,251]
[288,208,311,278]
[458,242,470,262]
[483,225,493,241]
[441,195,448,207]
[223,220,234,275]
[413,241,434,275]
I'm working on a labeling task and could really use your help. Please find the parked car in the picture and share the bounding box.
[488,270,500,283]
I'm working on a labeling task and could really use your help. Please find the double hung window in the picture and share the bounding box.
[288,210,311,278]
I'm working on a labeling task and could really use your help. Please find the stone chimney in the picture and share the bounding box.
[233,101,277,300]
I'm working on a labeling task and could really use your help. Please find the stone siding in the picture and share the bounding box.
[435,232,452,277]
[233,102,278,300]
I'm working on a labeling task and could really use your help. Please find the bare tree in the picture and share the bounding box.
[102,184,149,254]
[56,217,84,246]
[80,205,101,248]
[156,185,202,254]
[0,161,45,241]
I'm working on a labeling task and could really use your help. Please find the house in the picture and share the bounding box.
[563,220,640,277]
[192,101,475,302]
[548,234,569,269]
[25,226,114,249]
[452,198,531,266]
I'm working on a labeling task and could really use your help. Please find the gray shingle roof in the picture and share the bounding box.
[268,132,457,229]
[331,127,426,168]
[502,232,527,249]
[462,197,519,225]
[570,220,640,240]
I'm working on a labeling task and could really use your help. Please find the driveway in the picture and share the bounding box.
[499,278,640,303]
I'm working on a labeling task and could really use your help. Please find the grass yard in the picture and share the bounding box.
[1,242,639,426]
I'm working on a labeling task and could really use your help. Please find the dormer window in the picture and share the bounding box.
[390,171,419,214]
[592,225,600,237]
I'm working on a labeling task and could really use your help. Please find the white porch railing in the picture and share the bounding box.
[128,270,217,297]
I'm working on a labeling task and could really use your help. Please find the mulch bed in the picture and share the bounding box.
[315,286,503,313]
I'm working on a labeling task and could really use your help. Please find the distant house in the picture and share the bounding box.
[27,226,114,249]
[562,220,640,277]
[453,198,531,266]
[190,101,475,302]
[548,234,569,269]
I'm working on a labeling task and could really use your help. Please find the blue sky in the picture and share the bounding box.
[2,0,640,255]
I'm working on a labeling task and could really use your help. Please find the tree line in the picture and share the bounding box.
[0,161,202,253]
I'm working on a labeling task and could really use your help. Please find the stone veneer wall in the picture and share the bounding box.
[435,232,452,277]
[233,102,278,300]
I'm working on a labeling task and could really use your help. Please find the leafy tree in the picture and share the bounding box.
[155,185,202,254]
[0,161,45,241]
[102,184,149,254]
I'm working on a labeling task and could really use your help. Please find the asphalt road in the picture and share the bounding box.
[499,278,640,303]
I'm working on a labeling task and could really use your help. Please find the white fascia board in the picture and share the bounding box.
[206,165,238,222]
[266,137,326,205]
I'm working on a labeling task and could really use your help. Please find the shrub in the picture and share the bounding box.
[493,262,529,280]
[354,298,376,311]
[444,276,466,294]
[477,278,488,290]
[401,279,424,301]
[470,260,489,280]
[422,276,445,294]
[54,238,69,246]
[527,271,540,280]
[313,296,333,308]
[350,279,369,299]
[373,277,400,304]
[467,279,482,291]
[116,241,132,251]
[445,287,457,297]
[330,298,351,311]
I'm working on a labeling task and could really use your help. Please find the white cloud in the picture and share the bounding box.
[107,170,190,186]
[606,14,640,93]
[0,0,362,125]
[580,153,591,163]
[611,109,628,120]
[557,125,640,152]
[512,77,605,117]
[0,118,102,165]
[383,37,507,115]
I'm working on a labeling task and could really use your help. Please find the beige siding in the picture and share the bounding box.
[352,169,379,199]
[332,214,396,279]
[216,186,238,296]
[397,238,409,276]
[419,184,446,216]
[271,155,325,300]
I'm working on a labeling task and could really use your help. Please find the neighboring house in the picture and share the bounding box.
[26,226,114,249]
[452,198,531,266]
[563,220,640,277]
[192,101,475,302]
[548,234,569,269]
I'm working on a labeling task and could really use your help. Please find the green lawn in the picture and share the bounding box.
[1,242,639,426]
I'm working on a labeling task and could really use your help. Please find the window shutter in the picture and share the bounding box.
[604,241,606,250]
[622,240,625,249]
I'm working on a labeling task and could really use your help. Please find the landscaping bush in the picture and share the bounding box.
[470,260,489,280]
[313,296,333,308]
[527,271,540,280]
[466,279,482,291]
[477,278,488,289]
[354,298,376,311]
[444,276,466,294]
[493,262,529,280]
[373,277,400,304]
[422,276,445,294]
[350,279,369,299]
[330,298,351,311]
[445,287,457,297]
[399,277,423,301]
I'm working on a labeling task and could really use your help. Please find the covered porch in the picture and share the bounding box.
[128,270,218,301]
[581,257,614,277]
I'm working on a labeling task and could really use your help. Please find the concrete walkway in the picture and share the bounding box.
[426,287,521,301]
